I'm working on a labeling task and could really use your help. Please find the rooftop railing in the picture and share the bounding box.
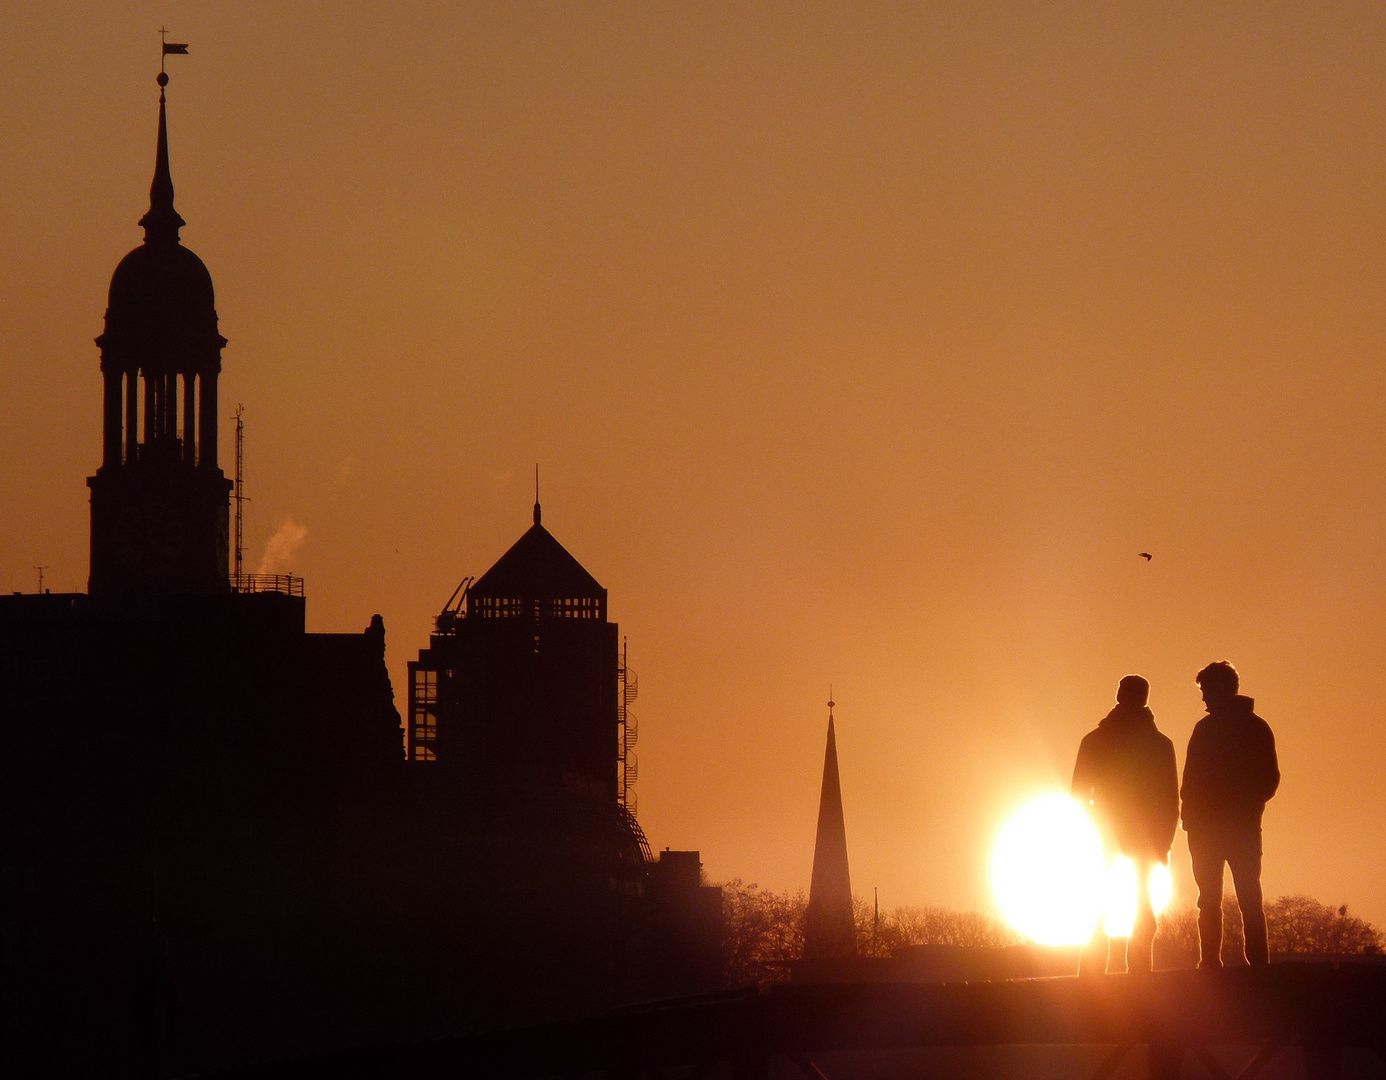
[230,573,304,597]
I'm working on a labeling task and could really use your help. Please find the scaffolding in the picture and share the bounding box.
[618,637,639,814]
[407,661,438,761]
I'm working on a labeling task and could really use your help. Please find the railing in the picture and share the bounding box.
[230,573,304,597]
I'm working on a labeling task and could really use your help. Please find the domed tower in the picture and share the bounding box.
[87,72,231,597]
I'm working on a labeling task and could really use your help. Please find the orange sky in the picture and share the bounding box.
[4,2,1386,921]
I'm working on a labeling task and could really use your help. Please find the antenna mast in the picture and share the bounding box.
[233,405,245,583]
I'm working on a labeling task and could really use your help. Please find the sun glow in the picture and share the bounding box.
[1149,860,1172,915]
[992,795,1175,946]
[1103,857,1174,937]
[990,794,1106,946]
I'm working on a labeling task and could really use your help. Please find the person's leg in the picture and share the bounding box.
[1128,857,1156,973]
[1228,829,1267,966]
[1080,927,1109,976]
[1187,831,1225,969]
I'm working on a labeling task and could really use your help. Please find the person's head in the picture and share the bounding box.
[1116,674,1150,708]
[1196,661,1239,710]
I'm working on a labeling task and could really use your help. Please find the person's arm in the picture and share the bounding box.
[1072,734,1096,804]
[1180,722,1207,831]
[1157,737,1179,860]
[1255,720,1280,803]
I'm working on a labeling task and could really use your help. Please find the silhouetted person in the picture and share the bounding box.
[1072,675,1178,974]
[1181,661,1279,968]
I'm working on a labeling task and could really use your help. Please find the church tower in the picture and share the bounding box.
[87,71,231,597]
[804,695,858,958]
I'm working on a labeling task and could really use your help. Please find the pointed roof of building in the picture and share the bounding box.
[138,73,186,243]
[804,695,857,959]
[469,502,606,600]
[99,71,221,368]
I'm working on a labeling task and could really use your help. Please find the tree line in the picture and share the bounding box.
[719,880,1383,989]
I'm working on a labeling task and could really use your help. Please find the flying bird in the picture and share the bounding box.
[1138,552,1152,561]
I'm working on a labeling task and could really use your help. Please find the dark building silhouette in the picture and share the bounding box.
[803,697,857,959]
[645,850,725,998]
[0,73,401,1074]
[397,502,723,1015]
[0,73,721,1075]
[406,499,618,798]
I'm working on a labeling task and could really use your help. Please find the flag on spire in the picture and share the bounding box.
[158,28,189,74]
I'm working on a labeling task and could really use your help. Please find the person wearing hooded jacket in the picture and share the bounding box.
[1072,675,1179,974]
[1181,660,1279,968]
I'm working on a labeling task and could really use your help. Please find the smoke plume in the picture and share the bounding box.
[257,519,307,575]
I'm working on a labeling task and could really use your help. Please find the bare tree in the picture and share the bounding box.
[722,884,1384,986]
[1153,905,1199,969]
[865,904,1022,955]
[720,879,807,988]
[1266,896,1382,956]
[1153,895,1382,968]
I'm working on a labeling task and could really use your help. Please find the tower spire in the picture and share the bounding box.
[138,70,185,243]
[804,693,857,959]
[533,464,542,526]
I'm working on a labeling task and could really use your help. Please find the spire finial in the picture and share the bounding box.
[142,31,188,243]
[533,464,541,525]
[828,685,835,717]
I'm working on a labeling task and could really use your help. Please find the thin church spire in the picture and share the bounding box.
[139,66,186,243]
[804,692,857,959]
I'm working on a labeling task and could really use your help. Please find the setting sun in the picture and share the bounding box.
[991,794,1106,946]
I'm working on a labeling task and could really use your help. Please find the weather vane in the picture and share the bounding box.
[158,26,189,83]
